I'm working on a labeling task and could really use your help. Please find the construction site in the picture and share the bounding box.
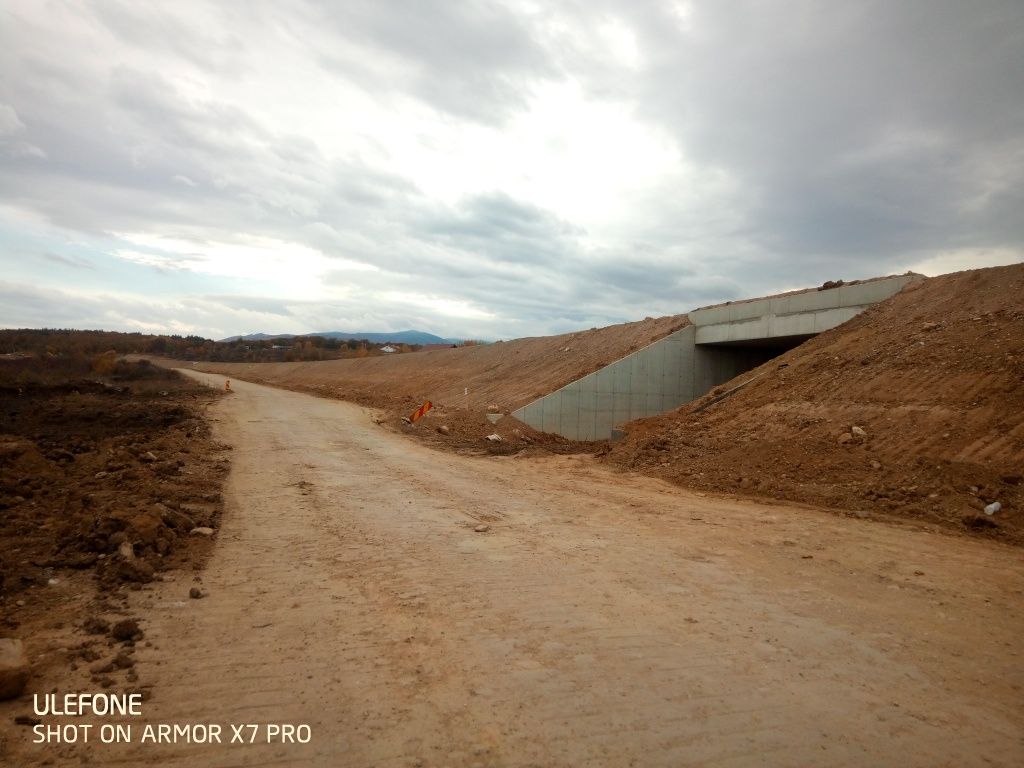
[187,265,1023,545]
[6,0,1024,762]
[1,264,1022,767]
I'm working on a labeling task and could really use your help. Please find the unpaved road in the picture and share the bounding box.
[30,374,1024,766]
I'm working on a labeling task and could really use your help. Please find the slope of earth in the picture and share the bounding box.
[606,264,1024,544]
[184,314,689,415]
[176,314,688,455]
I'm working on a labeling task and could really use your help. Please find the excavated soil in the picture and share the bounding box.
[605,264,1024,543]
[0,363,228,708]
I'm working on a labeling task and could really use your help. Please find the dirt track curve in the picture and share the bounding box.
[41,373,1024,767]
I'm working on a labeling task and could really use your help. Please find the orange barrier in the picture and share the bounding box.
[408,400,433,423]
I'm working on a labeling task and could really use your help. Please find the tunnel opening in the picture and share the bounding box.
[693,333,814,397]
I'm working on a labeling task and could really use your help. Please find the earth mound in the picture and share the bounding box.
[605,264,1024,543]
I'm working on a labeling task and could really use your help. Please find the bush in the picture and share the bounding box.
[111,358,176,381]
[92,350,118,376]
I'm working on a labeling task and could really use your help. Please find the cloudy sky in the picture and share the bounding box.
[1,1,1021,340]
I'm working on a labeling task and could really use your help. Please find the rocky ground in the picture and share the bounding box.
[0,357,227,721]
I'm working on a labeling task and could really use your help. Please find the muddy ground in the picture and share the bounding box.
[0,357,228,743]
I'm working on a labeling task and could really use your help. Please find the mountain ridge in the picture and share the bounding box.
[219,330,461,345]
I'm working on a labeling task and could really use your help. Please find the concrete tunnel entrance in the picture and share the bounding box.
[693,334,814,396]
[511,274,922,441]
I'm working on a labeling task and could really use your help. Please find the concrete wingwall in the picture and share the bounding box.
[510,326,778,441]
[512,274,921,441]
[512,325,698,442]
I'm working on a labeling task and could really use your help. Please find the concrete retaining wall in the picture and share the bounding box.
[513,274,921,441]
[514,326,697,441]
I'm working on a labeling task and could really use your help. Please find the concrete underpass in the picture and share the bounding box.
[512,274,921,441]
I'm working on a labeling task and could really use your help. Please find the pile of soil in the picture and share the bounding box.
[390,406,583,457]
[605,265,1024,543]
[0,362,228,700]
[1,376,227,594]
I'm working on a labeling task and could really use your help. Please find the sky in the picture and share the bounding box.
[1,1,1021,341]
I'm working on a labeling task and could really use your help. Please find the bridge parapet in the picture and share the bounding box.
[691,274,921,345]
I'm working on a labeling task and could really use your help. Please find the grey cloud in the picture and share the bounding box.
[419,192,582,264]
[109,66,268,151]
[405,190,729,318]
[0,281,134,330]
[0,103,25,136]
[0,282,304,339]
[1,51,351,240]
[302,0,557,124]
[42,252,94,270]
[204,295,295,316]
[322,161,421,211]
[90,0,248,75]
[613,0,1024,262]
[318,183,780,332]
[0,101,45,158]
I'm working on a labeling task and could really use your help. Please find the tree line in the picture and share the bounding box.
[0,329,420,363]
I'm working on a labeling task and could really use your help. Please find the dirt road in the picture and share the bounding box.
[44,374,1024,766]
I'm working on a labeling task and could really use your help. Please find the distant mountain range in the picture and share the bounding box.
[219,330,461,345]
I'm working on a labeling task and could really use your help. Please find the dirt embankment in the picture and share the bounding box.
[0,360,228,706]
[174,314,688,456]
[182,314,689,414]
[605,264,1024,543]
